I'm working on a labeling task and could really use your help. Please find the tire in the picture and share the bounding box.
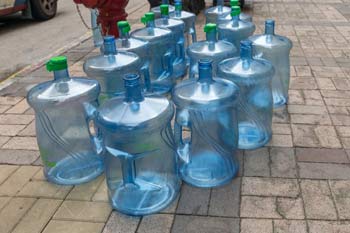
[30,0,57,20]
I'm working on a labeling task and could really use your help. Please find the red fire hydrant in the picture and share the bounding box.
[73,0,129,37]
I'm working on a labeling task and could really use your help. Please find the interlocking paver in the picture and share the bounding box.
[240,196,282,219]
[0,149,38,165]
[329,180,350,220]
[240,219,273,233]
[18,180,72,199]
[42,220,104,233]
[268,134,293,147]
[0,136,10,147]
[0,96,23,105]
[296,148,349,163]
[273,220,308,233]
[0,124,26,136]
[102,212,140,233]
[66,175,104,201]
[92,178,109,202]
[5,99,30,114]
[298,162,350,179]
[176,184,210,215]
[2,136,38,150]
[18,120,35,136]
[244,148,270,177]
[276,197,305,219]
[270,148,297,178]
[0,114,34,125]
[0,105,11,113]
[0,165,18,184]
[308,220,350,233]
[138,214,174,233]
[0,196,11,210]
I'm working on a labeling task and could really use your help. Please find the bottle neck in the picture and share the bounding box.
[217,0,224,12]
[146,20,155,28]
[265,21,275,35]
[119,31,131,47]
[103,41,117,55]
[161,14,169,24]
[124,84,144,103]
[175,5,181,17]
[240,42,252,70]
[231,15,239,27]
[206,31,217,43]
[198,64,214,84]
[53,69,70,81]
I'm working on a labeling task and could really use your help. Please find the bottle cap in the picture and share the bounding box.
[175,2,182,11]
[230,0,239,6]
[117,21,131,33]
[141,12,155,24]
[204,23,217,33]
[46,56,68,72]
[160,4,169,15]
[231,6,241,16]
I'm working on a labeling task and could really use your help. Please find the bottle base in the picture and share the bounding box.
[238,122,271,150]
[273,94,288,108]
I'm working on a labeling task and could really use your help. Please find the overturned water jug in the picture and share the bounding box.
[27,56,104,185]
[187,23,237,79]
[249,19,293,107]
[95,74,180,216]
[217,0,252,24]
[172,60,240,188]
[205,0,231,24]
[218,40,274,150]
[218,6,255,51]
[151,0,175,18]
[83,36,141,104]
[131,12,175,95]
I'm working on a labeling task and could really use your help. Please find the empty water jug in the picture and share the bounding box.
[218,41,274,149]
[90,9,103,48]
[173,60,240,188]
[95,74,180,215]
[116,21,152,91]
[205,0,231,24]
[83,36,141,103]
[131,12,175,94]
[27,56,104,185]
[155,4,186,79]
[187,23,237,79]
[249,19,293,107]
[218,6,255,51]
[151,0,175,18]
[217,0,252,23]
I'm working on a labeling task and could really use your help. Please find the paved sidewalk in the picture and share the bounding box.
[1,0,350,232]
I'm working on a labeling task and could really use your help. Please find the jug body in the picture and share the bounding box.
[218,41,274,150]
[172,60,240,188]
[249,20,293,107]
[96,75,180,215]
[27,57,104,185]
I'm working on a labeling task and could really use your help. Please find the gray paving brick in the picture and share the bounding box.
[138,214,173,233]
[329,180,350,220]
[298,162,350,179]
[176,184,210,215]
[273,220,307,233]
[241,219,273,233]
[244,148,270,177]
[42,220,104,233]
[0,124,26,136]
[240,196,281,219]
[308,220,350,233]
[0,114,34,125]
[270,148,297,178]
[296,148,349,163]
[102,212,140,233]
[0,149,39,165]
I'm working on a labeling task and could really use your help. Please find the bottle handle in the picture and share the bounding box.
[174,121,191,164]
[84,102,104,156]
[176,40,185,61]
[163,52,173,75]
[141,63,152,92]
[190,26,197,43]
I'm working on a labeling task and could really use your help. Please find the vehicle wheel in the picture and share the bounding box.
[30,0,57,20]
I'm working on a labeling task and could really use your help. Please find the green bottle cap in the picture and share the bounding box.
[141,12,155,24]
[230,0,239,6]
[160,4,169,15]
[175,2,182,11]
[231,6,241,17]
[117,21,131,33]
[46,56,68,72]
[204,23,217,33]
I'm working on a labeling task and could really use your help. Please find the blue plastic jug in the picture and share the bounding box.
[27,56,104,185]
[131,12,175,95]
[187,23,237,79]
[172,60,240,188]
[205,0,231,24]
[155,4,187,79]
[218,40,274,150]
[218,6,255,51]
[249,19,293,107]
[83,36,141,104]
[151,0,175,18]
[217,0,252,23]
[95,74,180,216]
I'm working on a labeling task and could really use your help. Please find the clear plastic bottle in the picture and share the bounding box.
[27,56,104,185]
[218,40,274,150]
[172,60,240,188]
[90,9,103,48]
[155,4,187,79]
[217,0,252,23]
[249,19,293,107]
[205,0,231,24]
[96,74,180,216]
[131,12,175,95]
[151,0,175,18]
[187,23,237,79]
[83,36,141,104]
[218,6,255,51]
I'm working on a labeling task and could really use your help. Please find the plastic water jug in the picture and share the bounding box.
[27,56,104,185]
[187,23,237,79]
[116,21,152,92]
[155,4,187,79]
[151,0,175,18]
[172,60,240,188]
[131,12,175,95]
[95,74,180,216]
[249,19,293,107]
[90,9,103,48]
[205,0,231,24]
[217,0,252,23]
[83,36,141,104]
[218,40,274,150]
[218,6,255,51]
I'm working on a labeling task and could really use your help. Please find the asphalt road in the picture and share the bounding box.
[0,0,147,81]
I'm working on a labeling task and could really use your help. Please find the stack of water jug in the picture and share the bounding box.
[27,0,292,216]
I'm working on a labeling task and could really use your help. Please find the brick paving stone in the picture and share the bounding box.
[321,90,350,99]
[329,180,350,220]
[272,124,292,135]
[244,148,270,177]
[32,167,45,180]
[171,215,239,233]
[295,66,312,76]
[308,220,350,233]
[273,220,308,233]
[316,78,336,90]
[296,148,349,163]
[0,114,34,125]
[0,105,11,113]
[291,124,319,147]
[18,120,35,136]
[18,180,72,199]
[208,178,240,217]
[92,178,109,202]
[240,219,273,233]
[5,99,30,114]
[102,211,140,233]
[138,214,174,233]
[176,184,210,215]
[341,137,350,149]
[0,136,10,147]
[325,98,350,107]
[0,196,11,210]
[53,200,111,222]
[290,78,318,90]
[2,136,38,150]
[0,149,39,165]
[276,197,305,219]
[0,165,18,184]
[0,96,23,105]
[242,177,299,197]
[0,124,26,136]
[288,105,328,115]
[303,90,324,106]
[273,106,290,123]
[336,126,350,137]
[0,165,39,196]
[66,175,104,201]
[42,220,104,233]
[270,148,297,178]
[290,114,332,125]
[241,196,281,219]
[12,199,62,233]
[268,134,293,147]
[331,114,350,126]
[300,180,337,220]
[288,90,304,105]
[299,162,350,179]
[327,106,349,115]
[0,197,36,233]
